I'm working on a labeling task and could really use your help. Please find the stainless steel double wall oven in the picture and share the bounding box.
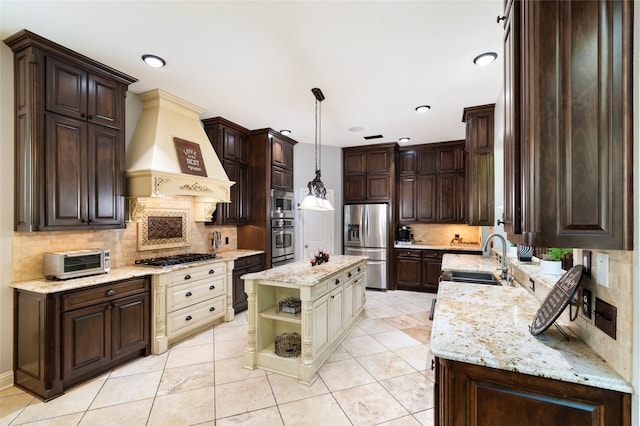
[271,190,295,266]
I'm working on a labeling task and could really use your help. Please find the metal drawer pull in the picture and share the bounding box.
[348,272,352,278]
[335,279,340,285]
[331,295,335,299]
[184,274,191,280]
[105,289,116,296]
[209,307,216,312]
[185,291,192,297]
[209,285,216,290]
[185,315,193,321]
[431,359,436,371]
[209,270,215,274]
[357,267,361,272]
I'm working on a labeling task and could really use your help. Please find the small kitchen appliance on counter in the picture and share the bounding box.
[44,249,110,280]
[397,225,412,243]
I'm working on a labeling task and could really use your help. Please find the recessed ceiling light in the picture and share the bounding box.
[473,52,497,66]
[142,54,166,68]
[415,105,431,113]
[280,129,291,136]
[399,137,411,143]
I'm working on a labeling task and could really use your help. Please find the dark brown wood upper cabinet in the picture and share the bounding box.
[463,104,495,227]
[5,30,136,232]
[342,143,397,204]
[505,0,633,249]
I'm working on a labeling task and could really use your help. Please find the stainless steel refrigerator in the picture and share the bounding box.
[343,204,389,290]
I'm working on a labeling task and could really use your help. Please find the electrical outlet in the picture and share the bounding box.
[596,252,610,287]
[582,288,592,319]
[529,277,535,292]
[582,250,592,277]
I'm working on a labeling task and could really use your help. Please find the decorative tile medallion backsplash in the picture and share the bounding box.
[138,208,191,251]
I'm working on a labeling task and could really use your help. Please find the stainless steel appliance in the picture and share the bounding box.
[343,204,389,290]
[397,225,411,242]
[272,217,295,266]
[271,190,295,218]
[43,249,110,280]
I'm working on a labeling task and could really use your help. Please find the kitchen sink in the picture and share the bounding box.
[449,271,501,285]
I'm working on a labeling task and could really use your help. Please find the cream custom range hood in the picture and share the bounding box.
[126,89,233,221]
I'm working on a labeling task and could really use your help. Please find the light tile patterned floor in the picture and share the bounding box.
[1,290,436,425]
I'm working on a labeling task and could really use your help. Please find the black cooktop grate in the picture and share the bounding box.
[135,253,216,267]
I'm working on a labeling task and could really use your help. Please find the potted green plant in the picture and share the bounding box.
[540,248,572,274]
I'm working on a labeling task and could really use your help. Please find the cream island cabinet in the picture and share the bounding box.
[243,255,367,383]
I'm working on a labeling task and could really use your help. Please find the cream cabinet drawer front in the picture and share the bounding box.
[167,296,225,338]
[311,280,330,301]
[167,275,226,312]
[345,263,364,282]
[168,262,226,286]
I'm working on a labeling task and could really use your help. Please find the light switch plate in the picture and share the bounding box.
[582,288,592,319]
[596,252,610,287]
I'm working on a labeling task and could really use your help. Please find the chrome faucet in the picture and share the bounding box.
[482,233,509,280]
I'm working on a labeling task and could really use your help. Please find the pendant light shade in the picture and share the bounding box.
[298,88,334,211]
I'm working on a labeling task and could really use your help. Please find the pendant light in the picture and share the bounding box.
[298,88,334,211]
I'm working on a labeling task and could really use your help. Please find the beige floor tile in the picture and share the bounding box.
[366,304,405,318]
[383,314,421,330]
[214,324,248,342]
[216,406,283,425]
[0,391,36,425]
[11,379,106,424]
[79,398,154,425]
[378,414,424,425]
[358,318,398,335]
[325,345,353,363]
[109,352,168,378]
[341,334,388,358]
[214,376,276,419]
[171,327,214,348]
[386,303,429,315]
[407,311,432,326]
[0,387,29,398]
[214,337,247,361]
[90,370,162,409]
[402,325,432,344]
[214,356,266,385]
[147,386,215,425]
[333,382,409,425]
[157,361,215,396]
[413,408,435,426]
[267,372,329,404]
[17,412,84,425]
[373,330,422,350]
[357,351,417,381]
[165,342,214,369]
[279,393,351,426]
[317,358,376,392]
[346,325,367,338]
[393,345,431,372]
[379,372,434,413]
[217,311,248,327]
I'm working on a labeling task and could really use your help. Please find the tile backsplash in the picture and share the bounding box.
[407,224,483,246]
[12,196,237,282]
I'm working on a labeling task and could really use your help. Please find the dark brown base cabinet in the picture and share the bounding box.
[14,277,151,401]
[435,358,630,426]
[232,254,264,313]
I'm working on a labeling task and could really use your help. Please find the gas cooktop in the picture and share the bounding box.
[135,253,216,267]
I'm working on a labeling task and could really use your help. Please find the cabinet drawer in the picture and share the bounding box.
[234,254,263,270]
[62,277,149,312]
[167,275,226,312]
[396,249,422,258]
[344,263,364,282]
[423,251,443,259]
[167,296,225,338]
[168,262,226,285]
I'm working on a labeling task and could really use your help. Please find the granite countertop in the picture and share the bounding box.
[11,250,264,294]
[431,282,633,393]
[441,253,503,274]
[242,255,367,286]
[394,243,482,251]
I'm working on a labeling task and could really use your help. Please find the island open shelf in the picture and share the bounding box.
[242,255,367,383]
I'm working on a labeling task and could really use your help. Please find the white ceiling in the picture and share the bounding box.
[1,0,504,148]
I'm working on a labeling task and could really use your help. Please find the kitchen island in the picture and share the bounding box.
[431,281,632,425]
[242,255,367,383]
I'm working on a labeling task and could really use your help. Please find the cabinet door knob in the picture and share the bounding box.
[105,289,116,296]
[209,270,215,274]
[209,306,216,312]
[335,279,340,285]
[331,295,335,299]
[357,267,361,272]
[348,272,352,278]
[184,274,191,280]
[209,285,215,290]
[185,291,192,297]
[185,315,193,321]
